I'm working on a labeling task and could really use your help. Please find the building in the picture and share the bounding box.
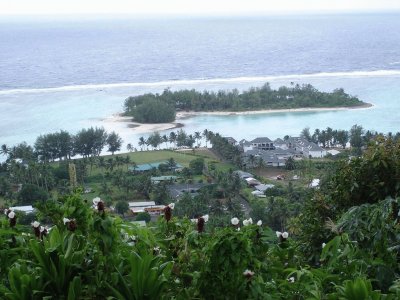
[232,170,254,179]
[151,176,179,184]
[285,137,327,158]
[254,184,275,192]
[128,201,164,215]
[129,161,183,172]
[167,183,207,199]
[9,205,34,214]
[250,137,275,151]
[224,137,238,145]
[239,139,253,152]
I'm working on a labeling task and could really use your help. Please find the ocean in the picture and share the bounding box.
[0,14,399,150]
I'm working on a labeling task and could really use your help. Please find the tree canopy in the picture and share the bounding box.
[124,84,366,123]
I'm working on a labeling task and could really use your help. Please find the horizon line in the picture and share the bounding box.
[1,9,400,19]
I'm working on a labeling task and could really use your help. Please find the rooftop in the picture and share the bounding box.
[251,137,272,144]
[129,161,183,172]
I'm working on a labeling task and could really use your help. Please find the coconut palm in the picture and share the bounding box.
[194,131,202,147]
[169,132,177,149]
[138,137,146,151]
[203,129,209,148]
[0,144,10,158]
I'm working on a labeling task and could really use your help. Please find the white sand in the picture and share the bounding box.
[102,114,182,134]
[176,103,374,119]
[103,103,373,134]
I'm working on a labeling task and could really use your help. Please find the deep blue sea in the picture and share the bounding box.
[0,14,399,150]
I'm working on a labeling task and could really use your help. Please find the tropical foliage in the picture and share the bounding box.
[124,84,366,123]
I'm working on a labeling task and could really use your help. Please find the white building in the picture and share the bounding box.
[10,205,34,214]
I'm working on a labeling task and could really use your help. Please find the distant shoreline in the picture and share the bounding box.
[104,103,373,134]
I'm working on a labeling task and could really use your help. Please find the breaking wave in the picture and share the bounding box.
[1,69,400,95]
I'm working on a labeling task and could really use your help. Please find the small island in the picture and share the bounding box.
[123,83,368,123]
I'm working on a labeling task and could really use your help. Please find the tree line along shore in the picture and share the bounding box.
[123,83,367,123]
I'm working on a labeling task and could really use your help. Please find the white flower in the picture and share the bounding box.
[8,211,15,219]
[243,219,250,226]
[257,220,262,226]
[282,232,289,239]
[237,227,241,231]
[248,218,253,224]
[92,197,101,205]
[288,276,295,283]
[130,235,136,241]
[63,217,70,225]
[322,243,326,249]
[4,209,9,215]
[32,221,40,228]
[40,226,45,233]
[276,231,282,238]
[231,217,239,225]
[202,214,209,222]
[168,203,175,209]
[190,218,198,223]
[243,269,255,276]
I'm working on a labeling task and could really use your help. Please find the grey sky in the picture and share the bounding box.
[1,0,400,15]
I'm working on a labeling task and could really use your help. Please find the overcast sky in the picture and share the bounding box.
[1,0,400,16]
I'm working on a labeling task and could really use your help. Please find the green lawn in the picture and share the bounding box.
[100,149,216,166]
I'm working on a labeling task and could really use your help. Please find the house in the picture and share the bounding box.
[285,137,327,158]
[232,170,254,179]
[239,139,253,152]
[274,138,287,149]
[251,137,275,151]
[128,201,164,215]
[10,205,34,214]
[151,176,178,184]
[224,137,237,145]
[129,161,183,172]
[245,177,261,186]
[243,149,287,167]
[306,143,327,158]
[254,184,275,192]
[251,190,266,198]
[167,183,207,199]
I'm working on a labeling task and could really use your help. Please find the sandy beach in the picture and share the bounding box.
[103,103,373,134]
[176,102,374,119]
[102,114,183,134]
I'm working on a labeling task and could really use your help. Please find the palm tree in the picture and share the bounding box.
[285,157,296,170]
[169,132,177,149]
[194,131,202,148]
[138,137,145,151]
[203,129,209,148]
[126,143,133,152]
[162,135,168,149]
[166,157,177,172]
[0,144,10,158]
[248,154,256,168]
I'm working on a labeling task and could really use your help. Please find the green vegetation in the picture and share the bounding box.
[124,83,366,122]
[1,132,400,298]
[126,98,176,123]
